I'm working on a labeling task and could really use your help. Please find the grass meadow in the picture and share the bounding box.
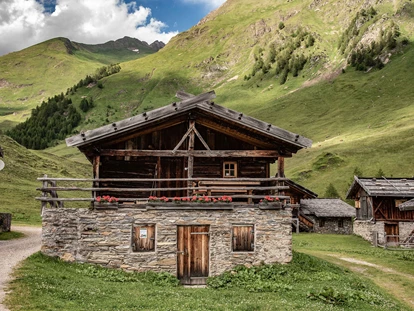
[3,234,413,311]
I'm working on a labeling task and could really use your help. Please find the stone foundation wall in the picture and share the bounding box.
[353,220,385,243]
[310,217,353,234]
[354,220,414,244]
[42,206,292,276]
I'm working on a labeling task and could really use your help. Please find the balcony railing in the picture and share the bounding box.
[36,175,290,208]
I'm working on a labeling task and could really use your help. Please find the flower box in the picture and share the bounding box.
[93,202,119,210]
[258,202,283,210]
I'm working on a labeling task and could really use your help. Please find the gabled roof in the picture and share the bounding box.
[346,176,414,199]
[284,179,318,198]
[66,91,312,151]
[399,199,414,211]
[300,199,355,218]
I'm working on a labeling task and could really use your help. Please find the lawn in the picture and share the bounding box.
[293,233,414,310]
[4,248,409,311]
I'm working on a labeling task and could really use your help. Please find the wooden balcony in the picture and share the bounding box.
[36,175,291,208]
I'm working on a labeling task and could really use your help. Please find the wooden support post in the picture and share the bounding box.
[187,120,195,196]
[93,155,100,202]
[277,157,285,177]
[41,174,48,209]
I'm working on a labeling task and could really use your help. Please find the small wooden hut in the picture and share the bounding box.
[346,176,414,245]
[40,90,312,284]
[299,199,355,234]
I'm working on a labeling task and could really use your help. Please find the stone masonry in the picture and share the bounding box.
[42,206,292,276]
[354,220,414,244]
[309,217,353,234]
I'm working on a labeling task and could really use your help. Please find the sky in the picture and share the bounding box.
[0,0,226,56]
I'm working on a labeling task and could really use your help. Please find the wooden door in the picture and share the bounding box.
[385,223,399,244]
[177,225,209,285]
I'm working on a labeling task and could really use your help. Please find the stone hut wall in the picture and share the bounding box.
[41,206,292,276]
[309,216,353,234]
[353,220,414,244]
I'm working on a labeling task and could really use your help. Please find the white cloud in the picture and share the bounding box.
[180,0,226,10]
[0,0,178,56]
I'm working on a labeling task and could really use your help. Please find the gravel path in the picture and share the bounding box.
[0,226,42,311]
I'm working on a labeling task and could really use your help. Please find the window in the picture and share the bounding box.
[338,219,344,228]
[319,219,325,227]
[232,225,254,252]
[223,162,237,177]
[132,224,155,252]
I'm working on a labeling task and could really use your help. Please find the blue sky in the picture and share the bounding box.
[0,0,225,56]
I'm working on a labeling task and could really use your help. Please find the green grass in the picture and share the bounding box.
[294,233,414,309]
[0,231,25,240]
[1,0,414,224]
[5,251,407,311]
[0,135,90,225]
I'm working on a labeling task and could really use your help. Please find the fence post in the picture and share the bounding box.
[41,174,48,209]
[372,231,378,247]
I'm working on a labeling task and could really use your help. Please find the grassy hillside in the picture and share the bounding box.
[1,0,414,206]
[59,0,414,196]
[0,37,158,129]
[0,135,90,225]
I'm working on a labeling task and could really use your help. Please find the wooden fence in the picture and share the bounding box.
[36,175,291,208]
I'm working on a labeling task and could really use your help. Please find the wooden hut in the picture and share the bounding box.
[346,176,414,246]
[40,90,312,284]
[299,199,355,234]
[281,179,318,232]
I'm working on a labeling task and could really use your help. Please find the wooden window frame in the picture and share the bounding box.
[132,224,156,252]
[338,219,344,228]
[223,161,238,178]
[232,224,255,252]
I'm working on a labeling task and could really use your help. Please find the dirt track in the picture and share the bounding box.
[0,226,41,311]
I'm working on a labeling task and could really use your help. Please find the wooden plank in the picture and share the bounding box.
[38,185,288,192]
[176,91,195,99]
[172,124,194,152]
[100,149,281,158]
[38,177,288,182]
[196,101,312,148]
[199,181,261,186]
[277,157,285,177]
[193,126,211,150]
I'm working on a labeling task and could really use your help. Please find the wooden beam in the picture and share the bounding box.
[196,118,287,152]
[99,118,186,148]
[193,125,210,150]
[187,120,195,196]
[100,149,281,158]
[176,91,195,100]
[93,155,100,200]
[173,124,194,152]
[277,157,285,177]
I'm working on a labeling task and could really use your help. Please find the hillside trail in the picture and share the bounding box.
[0,226,41,311]
[325,253,414,310]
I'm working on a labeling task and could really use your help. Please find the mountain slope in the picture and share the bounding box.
[0,135,89,224]
[2,0,414,199]
[57,0,413,196]
[0,37,161,130]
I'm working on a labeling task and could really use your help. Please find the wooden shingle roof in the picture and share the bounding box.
[346,176,414,199]
[399,199,414,211]
[300,199,355,218]
[66,91,312,151]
